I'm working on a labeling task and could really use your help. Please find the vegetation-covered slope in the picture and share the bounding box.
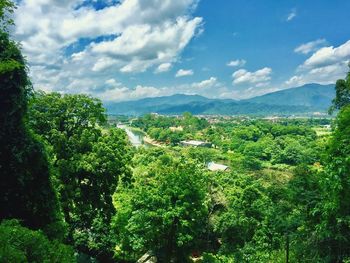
[245,83,335,108]
[105,84,334,116]
[2,1,350,262]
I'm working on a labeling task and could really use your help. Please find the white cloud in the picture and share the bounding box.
[90,17,203,73]
[175,69,194,77]
[226,86,280,100]
[285,62,348,87]
[285,75,303,87]
[294,39,327,54]
[95,76,229,101]
[227,59,246,67]
[105,78,121,87]
[13,0,202,95]
[232,67,272,86]
[286,9,297,21]
[226,67,274,99]
[98,85,166,101]
[92,57,116,72]
[192,77,217,89]
[71,51,86,62]
[301,40,350,69]
[285,39,350,87]
[155,63,172,73]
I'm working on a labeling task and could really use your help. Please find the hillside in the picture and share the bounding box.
[105,84,335,115]
[105,94,213,115]
[245,83,335,108]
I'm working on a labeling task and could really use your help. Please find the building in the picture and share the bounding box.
[207,162,229,172]
[180,140,212,148]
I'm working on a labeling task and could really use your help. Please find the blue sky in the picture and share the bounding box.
[13,0,350,101]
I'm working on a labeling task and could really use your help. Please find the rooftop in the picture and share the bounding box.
[207,162,229,172]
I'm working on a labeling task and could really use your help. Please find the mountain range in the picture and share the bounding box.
[105,83,335,116]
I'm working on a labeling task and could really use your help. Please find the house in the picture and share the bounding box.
[207,162,229,172]
[180,140,212,148]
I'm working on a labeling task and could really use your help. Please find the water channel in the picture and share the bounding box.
[117,124,147,147]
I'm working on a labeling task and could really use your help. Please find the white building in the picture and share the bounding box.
[180,140,212,148]
[207,162,229,172]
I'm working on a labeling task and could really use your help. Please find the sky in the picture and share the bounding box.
[12,0,350,101]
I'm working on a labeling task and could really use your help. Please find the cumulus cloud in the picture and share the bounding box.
[105,78,121,87]
[286,9,297,21]
[192,77,218,89]
[285,62,348,87]
[232,67,272,86]
[227,59,246,67]
[175,69,194,77]
[90,17,203,73]
[154,63,172,73]
[98,85,164,101]
[225,86,280,100]
[96,76,227,101]
[285,39,350,87]
[301,40,350,69]
[13,0,202,97]
[226,67,274,99]
[294,39,327,54]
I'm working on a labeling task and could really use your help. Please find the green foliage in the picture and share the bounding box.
[329,64,350,113]
[113,157,208,262]
[202,252,235,262]
[28,92,132,260]
[0,0,16,32]
[314,105,350,261]
[0,16,63,238]
[0,220,75,263]
[214,173,273,255]
[1,17,347,261]
[132,113,209,145]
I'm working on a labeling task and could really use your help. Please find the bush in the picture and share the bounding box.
[0,220,76,263]
[202,252,235,262]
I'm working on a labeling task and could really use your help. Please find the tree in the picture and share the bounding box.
[113,157,209,262]
[28,91,106,160]
[329,63,350,113]
[215,174,269,249]
[305,68,350,262]
[28,92,132,260]
[0,220,75,263]
[0,2,63,238]
[315,105,350,262]
[0,0,15,32]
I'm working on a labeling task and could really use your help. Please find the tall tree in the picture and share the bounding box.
[0,1,63,238]
[313,66,350,262]
[28,92,132,261]
[329,63,350,113]
[113,157,208,262]
[316,108,350,261]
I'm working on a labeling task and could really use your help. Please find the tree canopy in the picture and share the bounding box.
[0,4,63,238]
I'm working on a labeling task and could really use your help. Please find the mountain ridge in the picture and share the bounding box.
[244,83,335,108]
[105,83,335,116]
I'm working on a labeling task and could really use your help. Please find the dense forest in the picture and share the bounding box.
[1,1,350,262]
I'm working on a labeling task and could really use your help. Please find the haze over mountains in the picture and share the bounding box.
[106,83,335,116]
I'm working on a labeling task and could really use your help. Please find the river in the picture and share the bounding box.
[117,124,145,147]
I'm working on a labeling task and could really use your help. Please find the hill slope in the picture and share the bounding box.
[105,84,335,115]
[105,94,213,115]
[245,83,335,108]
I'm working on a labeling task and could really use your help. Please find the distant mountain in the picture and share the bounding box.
[245,83,335,109]
[105,94,213,116]
[105,84,335,116]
